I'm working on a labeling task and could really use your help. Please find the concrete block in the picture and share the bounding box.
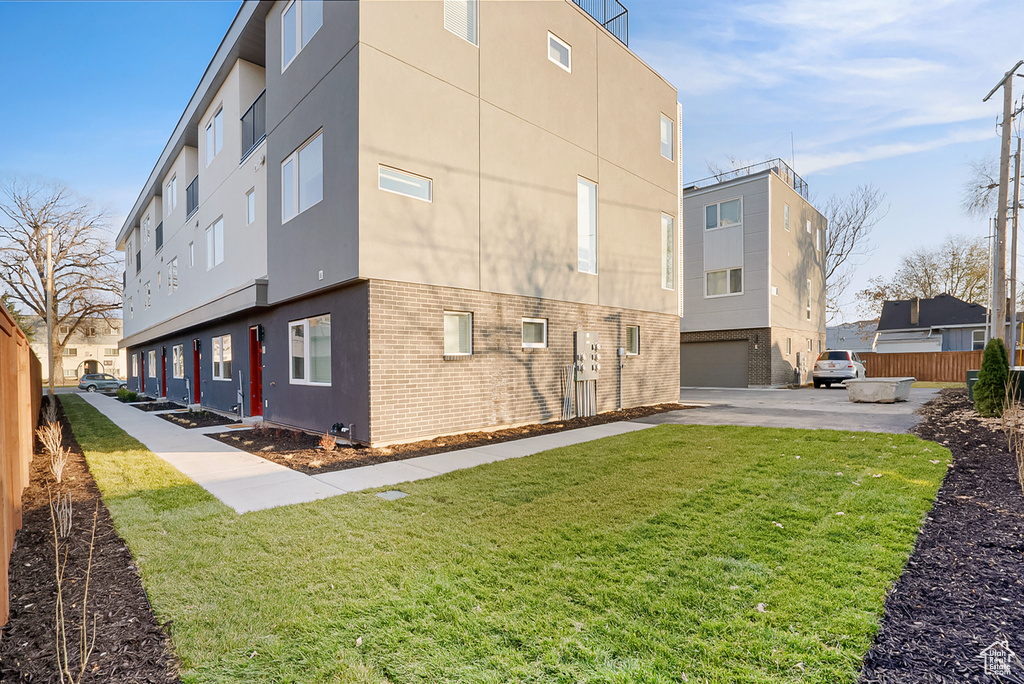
[846,377,915,403]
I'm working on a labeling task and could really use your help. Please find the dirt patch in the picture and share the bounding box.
[208,403,695,475]
[132,401,185,413]
[859,388,1024,683]
[0,397,180,683]
[158,410,234,429]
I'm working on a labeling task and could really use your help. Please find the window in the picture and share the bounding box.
[289,315,331,385]
[157,271,161,290]
[172,344,184,378]
[548,32,571,72]
[148,350,157,377]
[282,131,324,221]
[786,338,791,355]
[206,218,224,269]
[660,115,674,161]
[661,214,674,290]
[973,329,985,351]
[282,0,323,70]
[577,177,598,274]
[132,353,138,377]
[444,0,478,46]
[63,347,77,357]
[143,216,151,244]
[144,281,151,309]
[63,369,77,379]
[771,286,779,296]
[168,257,178,293]
[188,241,194,267]
[807,339,813,352]
[806,279,812,320]
[705,198,742,230]
[378,165,432,202]
[109,325,118,335]
[784,204,790,232]
[816,228,821,251]
[206,108,223,166]
[59,325,70,335]
[706,268,742,297]
[626,326,640,356]
[212,334,232,381]
[246,188,256,224]
[126,239,132,270]
[104,348,118,356]
[522,318,547,348]
[806,219,811,234]
[87,326,97,337]
[443,311,472,356]
[128,297,133,320]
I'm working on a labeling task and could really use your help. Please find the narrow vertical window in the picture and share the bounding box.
[661,214,674,290]
[444,0,478,46]
[784,204,790,232]
[548,33,571,72]
[806,219,811,234]
[806,279,812,320]
[212,334,232,380]
[168,257,178,293]
[660,115,674,161]
[206,218,224,269]
[816,228,821,251]
[172,345,184,378]
[206,121,215,166]
[443,311,473,355]
[577,177,598,274]
[282,0,323,70]
[282,1,297,67]
[626,326,640,355]
[188,241,194,267]
[246,188,256,224]
[214,108,223,155]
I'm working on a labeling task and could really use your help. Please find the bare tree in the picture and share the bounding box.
[0,177,121,381]
[821,184,887,320]
[857,234,989,318]
[961,156,1000,217]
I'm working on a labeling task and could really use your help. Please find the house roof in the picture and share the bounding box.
[876,294,987,331]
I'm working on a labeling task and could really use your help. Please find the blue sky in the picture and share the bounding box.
[2,0,1023,322]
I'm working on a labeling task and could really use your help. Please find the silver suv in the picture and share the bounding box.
[78,373,128,392]
[812,350,866,388]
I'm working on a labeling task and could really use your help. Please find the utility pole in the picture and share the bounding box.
[983,60,1023,344]
[45,225,54,403]
[1012,138,1022,364]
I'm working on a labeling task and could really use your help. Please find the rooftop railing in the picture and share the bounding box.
[687,158,809,200]
[571,0,628,46]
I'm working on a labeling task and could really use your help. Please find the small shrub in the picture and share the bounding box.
[319,432,337,452]
[975,337,1010,417]
[37,421,63,459]
[115,388,130,402]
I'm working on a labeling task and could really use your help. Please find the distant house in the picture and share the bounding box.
[826,320,877,353]
[875,294,987,353]
[27,316,126,383]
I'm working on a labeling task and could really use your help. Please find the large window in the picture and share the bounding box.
[206,108,223,166]
[660,115,674,161]
[626,326,640,356]
[548,33,571,72]
[282,131,324,221]
[282,0,323,70]
[148,350,157,377]
[206,218,224,269]
[289,315,331,385]
[522,318,547,349]
[443,311,472,356]
[577,177,598,274]
[172,344,184,378]
[661,214,674,290]
[705,198,741,230]
[444,0,478,46]
[378,165,432,202]
[706,268,742,297]
[212,334,232,381]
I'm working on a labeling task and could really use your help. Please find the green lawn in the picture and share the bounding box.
[911,381,965,389]
[62,395,948,684]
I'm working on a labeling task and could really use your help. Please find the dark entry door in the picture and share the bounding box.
[161,348,167,398]
[249,326,263,416]
[83,359,98,374]
[192,340,201,403]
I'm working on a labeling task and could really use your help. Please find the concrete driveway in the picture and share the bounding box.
[635,386,941,434]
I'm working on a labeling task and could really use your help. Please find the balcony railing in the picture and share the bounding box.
[155,221,163,251]
[241,90,267,161]
[186,175,199,218]
[572,0,628,46]
[687,158,810,200]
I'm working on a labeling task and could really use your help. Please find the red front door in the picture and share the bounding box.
[161,348,167,398]
[249,326,263,416]
[192,340,201,403]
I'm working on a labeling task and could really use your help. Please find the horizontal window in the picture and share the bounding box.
[212,334,232,381]
[706,267,742,297]
[379,165,432,202]
[290,315,332,385]
[444,311,472,356]
[705,198,742,230]
[522,318,547,348]
[626,326,640,356]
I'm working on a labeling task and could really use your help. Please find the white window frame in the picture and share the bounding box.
[206,217,224,270]
[212,334,232,381]
[444,0,478,46]
[282,130,324,222]
[660,114,674,161]
[547,32,571,72]
[168,257,178,294]
[786,338,791,355]
[172,344,184,379]
[128,296,133,320]
[281,0,324,71]
[816,228,821,251]
[577,177,598,275]
[147,350,157,377]
[521,318,548,349]
[378,165,432,202]
[143,215,151,244]
[806,278,812,320]
[626,326,640,356]
[806,219,812,234]
[443,311,473,356]
[705,197,743,231]
[784,204,790,232]
[288,316,332,386]
[973,329,986,351]
[246,188,256,224]
[705,267,743,298]
[661,213,674,290]
[206,107,223,166]
[144,281,151,309]
[188,241,194,268]
[132,353,138,377]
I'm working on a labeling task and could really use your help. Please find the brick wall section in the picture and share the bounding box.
[679,327,772,385]
[367,280,680,445]
[770,326,826,385]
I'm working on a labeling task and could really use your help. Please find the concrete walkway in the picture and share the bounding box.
[77,392,656,514]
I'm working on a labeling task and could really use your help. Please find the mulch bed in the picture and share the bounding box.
[859,388,1024,683]
[131,402,184,413]
[158,410,235,429]
[208,402,694,475]
[0,397,179,683]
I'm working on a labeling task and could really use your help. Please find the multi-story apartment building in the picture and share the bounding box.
[27,317,126,384]
[118,0,681,445]
[679,160,826,387]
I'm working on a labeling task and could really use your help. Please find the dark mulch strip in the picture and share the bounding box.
[859,388,1024,683]
[0,397,180,683]
[157,410,235,429]
[132,402,185,413]
[208,402,695,475]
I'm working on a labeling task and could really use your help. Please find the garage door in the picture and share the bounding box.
[680,340,749,387]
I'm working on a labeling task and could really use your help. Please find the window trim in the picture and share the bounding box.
[973,329,986,351]
[443,311,473,357]
[547,32,571,72]
[704,197,743,231]
[784,204,790,232]
[704,267,743,298]
[205,107,223,166]
[806,278,812,320]
[661,213,675,291]
[281,0,324,72]
[281,129,324,223]
[660,114,674,161]
[378,165,433,202]
[625,325,640,356]
[246,188,256,224]
[577,176,598,275]
[288,316,332,386]
[147,350,157,378]
[172,344,184,379]
[132,353,138,377]
[206,218,224,270]
[521,318,548,349]
[211,334,232,381]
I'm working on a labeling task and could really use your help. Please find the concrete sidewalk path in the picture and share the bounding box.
[76,393,658,513]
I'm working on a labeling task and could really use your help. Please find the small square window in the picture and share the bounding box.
[548,32,571,72]
[444,311,472,356]
[522,318,547,348]
[626,326,640,356]
[705,198,741,230]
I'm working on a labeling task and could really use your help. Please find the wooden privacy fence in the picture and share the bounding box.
[0,306,41,626]
[859,351,983,383]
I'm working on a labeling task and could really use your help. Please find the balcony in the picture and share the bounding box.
[572,0,628,46]
[687,158,810,200]
[241,90,267,161]
[186,175,199,218]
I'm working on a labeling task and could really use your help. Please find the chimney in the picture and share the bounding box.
[910,297,920,326]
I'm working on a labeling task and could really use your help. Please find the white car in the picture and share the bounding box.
[812,350,866,388]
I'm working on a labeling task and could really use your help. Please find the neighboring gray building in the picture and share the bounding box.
[825,321,877,353]
[118,0,682,445]
[679,160,826,387]
[874,294,987,352]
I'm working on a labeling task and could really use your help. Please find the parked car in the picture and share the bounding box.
[812,350,866,388]
[78,373,127,392]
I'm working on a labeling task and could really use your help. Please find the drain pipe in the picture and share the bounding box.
[617,346,625,410]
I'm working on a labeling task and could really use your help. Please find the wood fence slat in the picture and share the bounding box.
[859,350,983,383]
